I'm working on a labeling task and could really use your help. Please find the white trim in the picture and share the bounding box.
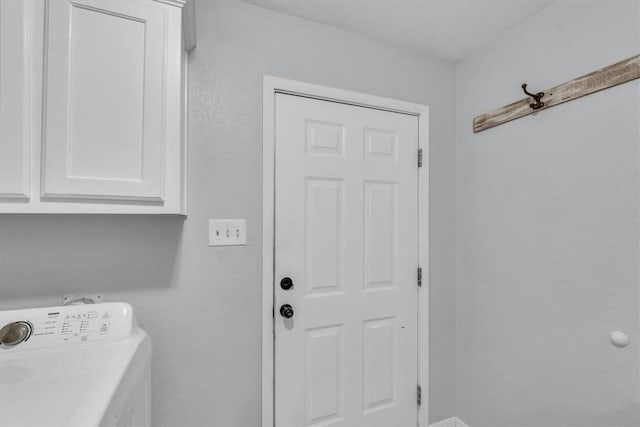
[261,76,276,427]
[181,0,196,51]
[261,75,430,427]
[418,91,430,427]
[429,417,469,427]
[152,0,196,51]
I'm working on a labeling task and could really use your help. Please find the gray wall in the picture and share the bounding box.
[455,1,640,425]
[0,1,457,425]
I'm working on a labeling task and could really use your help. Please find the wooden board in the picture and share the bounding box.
[473,54,640,133]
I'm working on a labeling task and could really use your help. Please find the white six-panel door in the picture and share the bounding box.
[274,93,419,427]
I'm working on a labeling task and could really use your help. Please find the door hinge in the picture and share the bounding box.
[418,148,423,168]
[417,267,422,287]
[417,384,422,406]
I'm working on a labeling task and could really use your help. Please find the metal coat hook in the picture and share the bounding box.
[521,83,545,110]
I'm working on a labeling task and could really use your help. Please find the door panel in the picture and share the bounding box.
[305,178,344,296]
[364,182,397,290]
[274,94,419,427]
[305,324,344,425]
[363,316,397,412]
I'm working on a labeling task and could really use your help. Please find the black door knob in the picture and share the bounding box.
[280,277,294,290]
[280,304,294,319]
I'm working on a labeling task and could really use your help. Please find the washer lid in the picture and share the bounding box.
[0,303,151,426]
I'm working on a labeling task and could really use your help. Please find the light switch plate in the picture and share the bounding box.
[209,219,246,246]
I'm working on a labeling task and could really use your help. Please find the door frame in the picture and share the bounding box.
[262,75,430,427]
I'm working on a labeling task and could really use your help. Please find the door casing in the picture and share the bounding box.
[262,76,430,427]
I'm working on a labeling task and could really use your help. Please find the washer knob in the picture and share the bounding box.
[0,321,32,347]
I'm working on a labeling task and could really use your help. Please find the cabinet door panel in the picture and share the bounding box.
[0,0,40,199]
[43,0,166,202]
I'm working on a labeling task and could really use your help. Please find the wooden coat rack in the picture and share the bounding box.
[473,54,640,133]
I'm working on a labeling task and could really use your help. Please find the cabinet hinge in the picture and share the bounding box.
[417,384,422,406]
[417,267,422,287]
[418,148,423,168]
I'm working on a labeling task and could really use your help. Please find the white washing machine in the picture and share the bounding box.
[0,302,152,427]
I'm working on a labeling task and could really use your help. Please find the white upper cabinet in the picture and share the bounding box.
[0,0,193,214]
[0,0,43,200]
[43,0,166,202]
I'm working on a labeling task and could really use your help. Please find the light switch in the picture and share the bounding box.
[209,219,246,246]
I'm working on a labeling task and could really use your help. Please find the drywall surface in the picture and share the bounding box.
[456,1,640,425]
[0,0,456,425]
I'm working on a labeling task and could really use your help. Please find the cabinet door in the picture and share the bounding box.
[42,0,166,202]
[0,0,41,199]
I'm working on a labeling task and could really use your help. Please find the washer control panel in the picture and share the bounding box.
[0,303,133,351]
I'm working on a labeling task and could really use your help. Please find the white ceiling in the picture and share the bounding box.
[240,0,554,60]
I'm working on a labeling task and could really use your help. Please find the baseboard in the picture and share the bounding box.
[429,417,469,427]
